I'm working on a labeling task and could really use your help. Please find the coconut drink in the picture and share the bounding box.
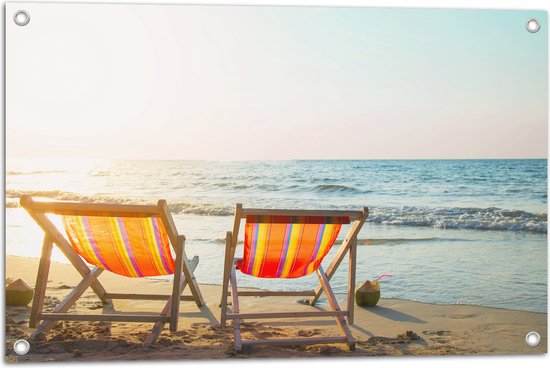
[6,279,34,306]
[355,274,392,307]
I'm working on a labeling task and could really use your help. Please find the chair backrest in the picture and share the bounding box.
[63,215,175,277]
[236,210,358,278]
[20,196,180,278]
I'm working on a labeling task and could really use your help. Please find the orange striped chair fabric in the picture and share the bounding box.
[62,215,175,277]
[236,215,350,278]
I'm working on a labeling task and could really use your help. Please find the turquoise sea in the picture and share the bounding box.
[5,159,547,312]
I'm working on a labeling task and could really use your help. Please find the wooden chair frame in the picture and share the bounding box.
[20,195,205,345]
[220,203,369,352]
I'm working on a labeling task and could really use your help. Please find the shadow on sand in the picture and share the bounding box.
[362,306,426,324]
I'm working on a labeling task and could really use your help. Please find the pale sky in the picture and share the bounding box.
[6,3,548,159]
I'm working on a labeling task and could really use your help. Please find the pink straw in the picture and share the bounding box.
[374,274,393,282]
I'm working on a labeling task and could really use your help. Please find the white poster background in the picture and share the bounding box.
[2,1,549,368]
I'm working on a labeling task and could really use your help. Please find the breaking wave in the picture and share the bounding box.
[166,203,233,216]
[5,190,233,216]
[5,190,547,233]
[368,206,547,234]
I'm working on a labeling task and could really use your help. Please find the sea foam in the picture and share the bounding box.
[6,189,546,233]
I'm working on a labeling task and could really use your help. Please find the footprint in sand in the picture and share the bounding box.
[367,331,422,345]
[158,336,179,345]
[317,346,343,356]
[57,284,74,290]
[422,330,451,336]
[93,326,110,333]
[200,333,219,340]
[297,329,321,337]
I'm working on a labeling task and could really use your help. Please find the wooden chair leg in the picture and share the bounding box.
[222,206,242,325]
[227,266,355,351]
[309,243,350,306]
[316,266,355,350]
[229,264,242,352]
[29,236,53,328]
[220,232,232,326]
[169,236,185,332]
[30,267,103,340]
[144,256,199,345]
[180,247,204,308]
[347,238,357,325]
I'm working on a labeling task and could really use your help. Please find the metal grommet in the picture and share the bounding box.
[13,339,30,355]
[525,331,541,347]
[14,10,30,27]
[526,18,541,33]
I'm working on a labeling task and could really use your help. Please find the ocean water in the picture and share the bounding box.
[4,159,548,312]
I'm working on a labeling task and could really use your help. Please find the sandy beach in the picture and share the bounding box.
[4,255,547,362]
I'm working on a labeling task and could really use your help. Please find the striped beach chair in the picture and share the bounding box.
[20,195,204,345]
[220,204,369,352]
